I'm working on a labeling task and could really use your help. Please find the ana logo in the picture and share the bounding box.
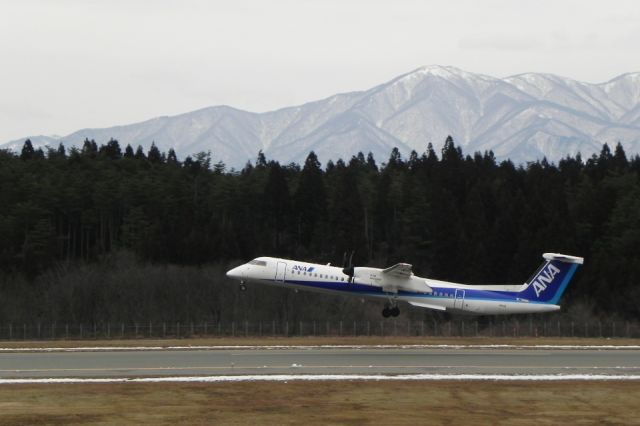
[292,265,315,273]
[532,263,561,297]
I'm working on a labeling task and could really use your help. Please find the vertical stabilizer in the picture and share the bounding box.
[517,253,583,304]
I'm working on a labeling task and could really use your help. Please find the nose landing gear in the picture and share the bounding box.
[239,281,247,291]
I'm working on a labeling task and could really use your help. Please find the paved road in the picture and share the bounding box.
[0,347,639,378]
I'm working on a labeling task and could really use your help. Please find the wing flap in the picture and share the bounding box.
[409,301,447,311]
[383,280,433,294]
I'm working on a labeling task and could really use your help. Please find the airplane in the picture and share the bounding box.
[226,252,583,317]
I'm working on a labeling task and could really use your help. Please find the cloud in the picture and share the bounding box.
[458,35,542,51]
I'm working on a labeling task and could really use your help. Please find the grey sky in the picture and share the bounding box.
[1,0,639,143]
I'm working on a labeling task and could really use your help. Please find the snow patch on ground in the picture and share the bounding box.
[1,344,639,353]
[1,374,639,384]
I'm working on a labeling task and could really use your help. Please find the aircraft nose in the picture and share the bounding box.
[226,265,244,280]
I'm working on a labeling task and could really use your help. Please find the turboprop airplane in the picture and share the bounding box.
[226,253,583,317]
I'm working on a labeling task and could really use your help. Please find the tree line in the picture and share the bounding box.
[0,136,639,324]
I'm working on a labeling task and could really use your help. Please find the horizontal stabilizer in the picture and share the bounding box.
[543,253,584,264]
[409,301,446,311]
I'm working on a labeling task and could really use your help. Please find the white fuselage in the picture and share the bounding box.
[226,257,560,315]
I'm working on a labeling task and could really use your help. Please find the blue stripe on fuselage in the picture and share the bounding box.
[283,279,542,304]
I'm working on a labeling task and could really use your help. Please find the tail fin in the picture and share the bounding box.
[518,253,583,304]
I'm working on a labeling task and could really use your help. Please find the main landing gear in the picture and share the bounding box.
[382,303,400,318]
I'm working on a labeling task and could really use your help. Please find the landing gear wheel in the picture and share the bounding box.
[239,283,247,291]
[382,299,400,318]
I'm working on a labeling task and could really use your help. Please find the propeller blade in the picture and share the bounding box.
[342,250,356,283]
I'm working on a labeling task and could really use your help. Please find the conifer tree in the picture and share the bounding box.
[56,142,67,158]
[148,142,162,163]
[263,161,292,252]
[294,151,327,249]
[167,148,179,165]
[82,138,98,157]
[124,144,135,158]
[20,139,35,160]
[134,145,146,160]
[100,139,122,160]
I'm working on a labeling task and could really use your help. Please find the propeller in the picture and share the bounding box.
[342,251,355,283]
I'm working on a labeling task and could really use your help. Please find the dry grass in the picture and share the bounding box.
[0,336,638,349]
[0,380,639,425]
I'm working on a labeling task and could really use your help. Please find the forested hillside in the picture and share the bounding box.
[1,137,639,325]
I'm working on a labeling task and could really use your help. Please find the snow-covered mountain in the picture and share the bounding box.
[4,66,640,168]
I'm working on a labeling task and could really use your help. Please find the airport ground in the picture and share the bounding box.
[1,336,639,425]
[1,335,640,349]
[1,380,639,425]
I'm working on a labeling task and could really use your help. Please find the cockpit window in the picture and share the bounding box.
[249,260,267,266]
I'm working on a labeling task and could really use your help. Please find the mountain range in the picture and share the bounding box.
[4,65,640,168]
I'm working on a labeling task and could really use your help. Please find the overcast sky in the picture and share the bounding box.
[1,0,639,143]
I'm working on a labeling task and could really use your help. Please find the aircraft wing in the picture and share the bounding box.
[382,263,413,278]
[381,263,432,294]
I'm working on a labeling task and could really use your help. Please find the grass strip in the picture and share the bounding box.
[0,380,639,425]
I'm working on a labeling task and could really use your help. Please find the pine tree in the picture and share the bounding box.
[329,165,366,260]
[256,150,267,168]
[294,152,327,249]
[366,152,378,171]
[613,142,628,170]
[100,139,122,160]
[56,143,66,158]
[148,142,162,163]
[441,135,462,163]
[134,145,146,160]
[82,139,98,157]
[124,144,135,158]
[386,147,404,170]
[263,162,292,252]
[20,139,35,160]
[167,148,179,165]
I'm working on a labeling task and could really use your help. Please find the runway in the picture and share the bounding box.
[1,345,639,380]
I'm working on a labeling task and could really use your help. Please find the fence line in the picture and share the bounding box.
[0,319,638,340]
